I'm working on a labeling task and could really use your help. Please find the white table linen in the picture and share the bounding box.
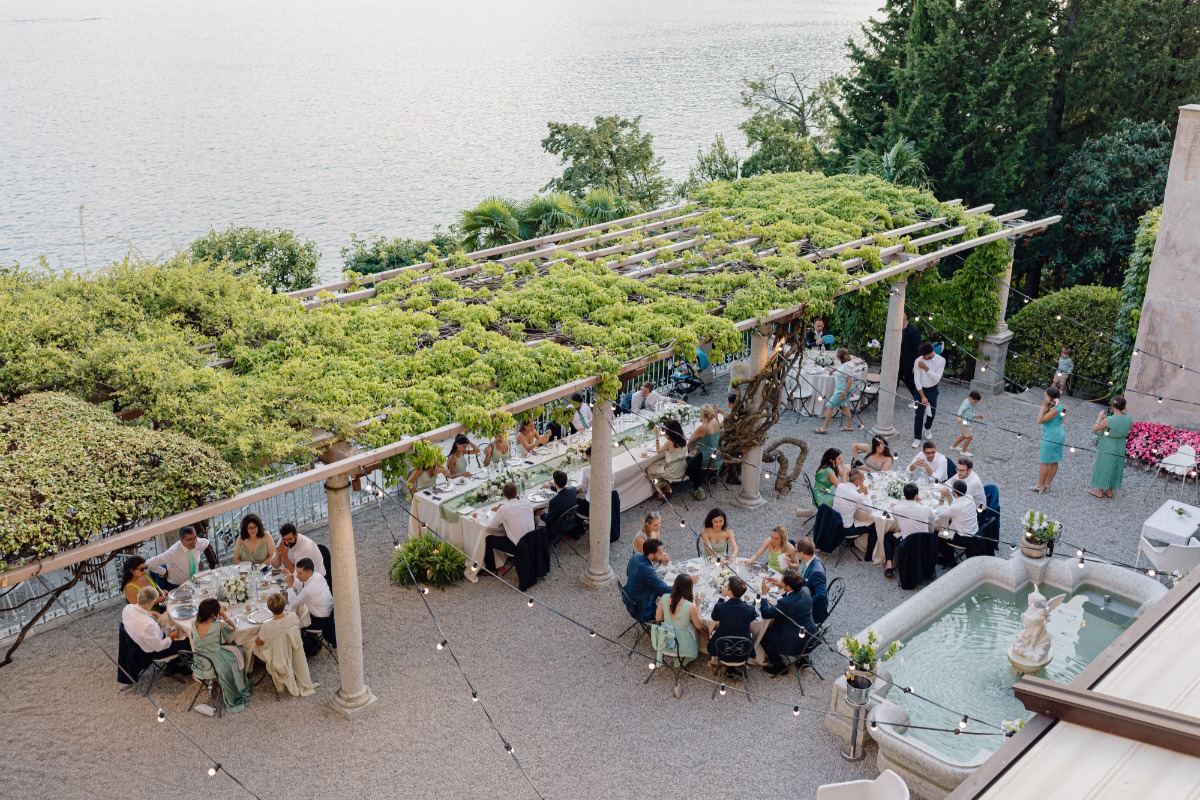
[1143,500,1200,546]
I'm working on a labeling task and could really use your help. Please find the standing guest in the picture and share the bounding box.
[912,342,946,449]
[908,441,949,483]
[647,419,688,500]
[813,448,846,507]
[1053,347,1074,392]
[515,419,551,456]
[653,574,707,667]
[633,511,662,555]
[447,433,480,478]
[625,539,680,622]
[851,436,895,472]
[1034,387,1068,493]
[122,556,166,608]
[540,470,578,535]
[759,571,818,675]
[406,461,450,494]
[944,457,986,509]
[122,586,186,658]
[707,575,757,657]
[794,538,828,624]
[191,598,252,713]
[884,483,934,578]
[254,592,317,698]
[814,349,856,434]
[805,318,831,348]
[482,430,511,468]
[833,469,878,552]
[1090,396,1133,499]
[701,508,739,559]
[935,479,980,543]
[630,381,670,413]
[483,483,535,576]
[749,525,796,572]
[233,513,275,566]
[685,405,724,489]
[952,390,984,457]
[145,526,214,591]
[898,314,922,402]
[271,523,326,577]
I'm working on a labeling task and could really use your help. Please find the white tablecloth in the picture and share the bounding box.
[662,557,784,665]
[163,566,307,649]
[858,471,948,562]
[1143,501,1200,546]
[788,354,868,416]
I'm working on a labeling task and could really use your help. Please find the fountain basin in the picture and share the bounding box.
[825,554,1165,799]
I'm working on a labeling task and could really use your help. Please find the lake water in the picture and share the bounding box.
[0,0,876,280]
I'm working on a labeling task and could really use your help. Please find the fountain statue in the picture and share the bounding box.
[1008,586,1067,673]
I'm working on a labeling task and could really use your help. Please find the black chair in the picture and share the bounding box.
[896,532,940,590]
[513,528,551,591]
[617,580,652,660]
[117,623,188,692]
[187,652,224,718]
[545,504,582,565]
[965,510,1000,558]
[303,610,338,663]
[811,503,843,554]
[809,576,845,682]
[710,636,754,702]
[645,629,687,699]
[317,544,333,590]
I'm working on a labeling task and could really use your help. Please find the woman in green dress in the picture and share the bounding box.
[1034,387,1068,494]
[191,599,252,713]
[749,525,797,572]
[813,448,845,507]
[653,575,706,670]
[1089,396,1133,498]
[234,513,275,565]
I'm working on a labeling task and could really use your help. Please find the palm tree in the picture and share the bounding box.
[518,193,579,240]
[458,197,522,250]
[848,137,931,188]
[576,187,624,225]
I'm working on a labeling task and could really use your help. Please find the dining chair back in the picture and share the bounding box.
[1136,535,1200,573]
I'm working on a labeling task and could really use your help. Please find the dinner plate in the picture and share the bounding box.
[170,603,198,620]
[168,586,193,601]
[528,492,549,503]
[192,569,213,580]
[247,609,273,625]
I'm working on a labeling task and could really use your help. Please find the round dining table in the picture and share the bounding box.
[164,564,305,649]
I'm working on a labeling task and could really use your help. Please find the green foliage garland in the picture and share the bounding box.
[1112,206,1161,390]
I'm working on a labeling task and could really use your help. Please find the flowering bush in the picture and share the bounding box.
[1125,422,1200,466]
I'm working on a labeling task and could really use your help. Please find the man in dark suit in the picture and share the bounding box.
[898,313,922,401]
[540,470,578,538]
[759,571,818,675]
[795,537,828,624]
[625,539,677,622]
[707,575,758,657]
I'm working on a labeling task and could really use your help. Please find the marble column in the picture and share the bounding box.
[734,327,771,509]
[581,397,615,588]
[325,473,378,717]
[971,241,1016,397]
[872,278,906,438]
[1126,104,1200,427]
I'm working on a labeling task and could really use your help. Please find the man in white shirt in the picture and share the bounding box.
[832,469,878,552]
[577,446,592,514]
[908,441,950,483]
[912,342,946,448]
[271,522,326,577]
[287,557,336,647]
[145,526,213,590]
[883,482,935,578]
[484,483,536,575]
[569,392,593,434]
[629,382,670,413]
[121,586,187,665]
[935,480,980,543]
[943,457,986,510]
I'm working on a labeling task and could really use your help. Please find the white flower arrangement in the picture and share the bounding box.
[219,577,248,604]
[564,439,592,458]
[645,404,697,429]
[811,351,835,368]
[710,568,734,590]
[471,471,521,503]
[1022,510,1061,546]
[885,476,907,500]
[1002,719,1026,735]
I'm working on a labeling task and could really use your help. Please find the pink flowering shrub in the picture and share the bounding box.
[1126,422,1200,466]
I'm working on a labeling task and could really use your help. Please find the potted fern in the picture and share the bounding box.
[1021,510,1061,559]
[389,532,466,589]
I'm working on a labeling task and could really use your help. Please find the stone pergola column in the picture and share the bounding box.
[971,241,1016,396]
[581,396,615,588]
[325,473,378,717]
[872,278,906,438]
[734,326,771,509]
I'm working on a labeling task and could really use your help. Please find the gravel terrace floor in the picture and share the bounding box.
[1,379,1182,800]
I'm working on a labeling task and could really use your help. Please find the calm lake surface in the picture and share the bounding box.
[0,0,876,280]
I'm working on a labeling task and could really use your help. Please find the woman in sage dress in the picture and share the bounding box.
[1089,396,1133,499]
[482,430,510,468]
[685,405,724,490]
[701,507,738,559]
[813,448,845,507]
[191,599,252,713]
[446,433,479,478]
[1034,387,1068,494]
[653,575,706,671]
[233,513,275,565]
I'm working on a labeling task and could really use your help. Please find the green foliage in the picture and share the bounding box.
[739,113,821,178]
[1039,121,1171,289]
[341,229,461,276]
[1007,285,1122,392]
[1112,206,1161,389]
[847,136,930,188]
[841,629,901,670]
[388,532,466,589]
[458,197,522,250]
[188,225,320,292]
[519,192,580,239]
[0,392,239,571]
[541,115,670,209]
[576,187,624,224]
[679,135,740,197]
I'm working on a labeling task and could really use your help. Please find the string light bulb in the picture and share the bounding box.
[504,743,513,754]
[471,689,479,701]
[1158,397,1164,404]
[764,471,772,480]
[420,586,429,595]
[588,630,597,638]
[870,721,879,732]
[527,598,535,608]
[718,684,728,696]
[157,709,166,723]
[437,639,447,650]
[968,334,974,340]
[208,765,220,777]
[394,542,402,551]
[679,519,687,528]
[959,715,969,730]
[793,706,801,716]
[648,662,656,671]
[470,561,479,571]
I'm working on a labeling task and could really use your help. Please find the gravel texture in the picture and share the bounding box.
[0,378,1177,800]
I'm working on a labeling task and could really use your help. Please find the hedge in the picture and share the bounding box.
[1006,285,1121,395]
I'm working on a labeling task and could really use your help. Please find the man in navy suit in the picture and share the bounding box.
[759,571,818,675]
[625,539,682,621]
[540,470,578,537]
[707,575,758,657]
[795,537,828,624]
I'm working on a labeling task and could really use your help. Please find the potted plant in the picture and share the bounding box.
[1021,510,1061,559]
[840,630,902,697]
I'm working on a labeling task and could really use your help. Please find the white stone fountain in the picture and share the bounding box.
[1007,585,1067,673]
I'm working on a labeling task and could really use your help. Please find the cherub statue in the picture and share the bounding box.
[1011,586,1067,664]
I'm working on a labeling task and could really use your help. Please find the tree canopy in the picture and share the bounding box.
[541,115,670,209]
[188,224,320,292]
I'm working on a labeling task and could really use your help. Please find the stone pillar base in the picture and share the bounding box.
[871,422,897,438]
[579,566,616,589]
[970,328,1013,396]
[733,491,767,509]
[331,687,378,718]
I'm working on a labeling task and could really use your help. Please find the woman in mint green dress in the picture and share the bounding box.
[813,448,844,507]
[749,525,797,572]
[191,599,252,713]
[1089,397,1133,498]
[653,575,704,667]
[1034,387,1067,493]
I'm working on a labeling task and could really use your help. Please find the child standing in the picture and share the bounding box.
[952,390,984,456]
[1052,347,1074,392]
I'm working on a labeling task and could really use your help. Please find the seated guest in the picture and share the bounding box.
[254,592,317,698]
[908,440,949,482]
[540,470,578,535]
[192,599,252,713]
[515,419,551,456]
[447,433,480,478]
[759,571,818,675]
[122,555,166,609]
[286,557,335,647]
[833,468,877,547]
[625,539,677,622]
[630,381,670,413]
[633,510,662,555]
[851,436,895,472]
[685,405,724,489]
[234,513,275,566]
[483,483,535,576]
[749,525,796,572]
[407,461,451,494]
[804,317,831,348]
[482,429,511,468]
[647,420,688,500]
[271,522,326,578]
[707,575,757,657]
[884,483,934,578]
[794,538,828,624]
[813,448,846,507]
[942,456,985,509]
[653,574,707,666]
[701,507,739,559]
[122,586,187,660]
[935,479,980,544]
[576,446,592,515]
[145,525,214,591]
[548,392,593,440]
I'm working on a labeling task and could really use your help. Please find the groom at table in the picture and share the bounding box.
[144,526,217,591]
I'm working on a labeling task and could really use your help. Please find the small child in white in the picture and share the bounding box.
[1052,347,1074,392]
[952,390,983,456]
